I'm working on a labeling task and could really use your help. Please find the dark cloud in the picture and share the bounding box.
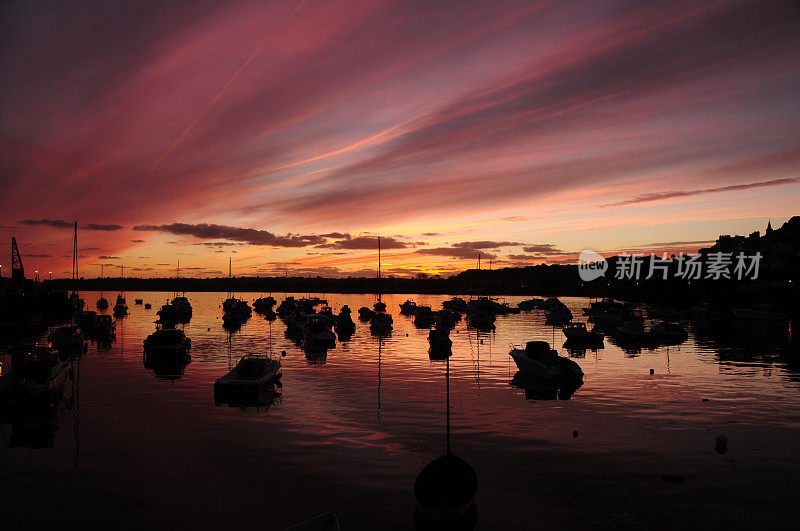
[98,255,121,259]
[25,253,52,258]
[452,241,523,249]
[607,178,799,207]
[131,239,145,243]
[83,223,124,231]
[133,223,326,247]
[317,235,407,250]
[416,247,496,260]
[522,244,563,254]
[19,219,123,230]
[193,241,246,247]
[422,232,440,237]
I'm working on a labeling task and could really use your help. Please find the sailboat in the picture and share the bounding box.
[113,264,128,317]
[414,348,477,529]
[68,221,84,313]
[50,222,85,353]
[170,260,193,321]
[222,257,251,328]
[369,237,393,335]
[96,264,109,310]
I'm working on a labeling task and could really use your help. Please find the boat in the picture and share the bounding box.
[144,303,152,309]
[517,298,543,311]
[214,355,281,394]
[357,306,374,321]
[562,322,604,343]
[96,265,109,310]
[67,221,85,314]
[170,261,193,320]
[399,300,418,315]
[413,306,436,328]
[156,303,179,325]
[369,302,393,333]
[113,293,128,317]
[509,341,583,380]
[47,325,85,354]
[414,338,477,529]
[76,310,96,334]
[367,238,393,335]
[302,314,336,350]
[428,328,453,360]
[442,297,468,313]
[134,298,143,305]
[511,372,583,401]
[543,298,572,324]
[9,346,71,399]
[334,306,356,330]
[143,327,191,355]
[253,295,277,313]
[222,258,251,326]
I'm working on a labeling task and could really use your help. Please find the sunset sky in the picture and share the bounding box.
[1,0,799,279]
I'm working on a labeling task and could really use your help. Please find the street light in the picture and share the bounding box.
[49,271,52,281]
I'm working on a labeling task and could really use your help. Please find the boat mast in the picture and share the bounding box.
[100,264,104,298]
[72,221,78,297]
[228,257,233,299]
[377,236,382,303]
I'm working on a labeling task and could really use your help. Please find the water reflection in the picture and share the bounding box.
[2,292,799,529]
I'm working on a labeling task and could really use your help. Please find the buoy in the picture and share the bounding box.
[650,368,654,374]
[572,430,578,438]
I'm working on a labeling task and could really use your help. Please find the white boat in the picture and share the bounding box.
[509,341,583,380]
[215,355,281,393]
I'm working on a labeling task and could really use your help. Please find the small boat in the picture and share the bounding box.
[214,355,281,394]
[562,322,604,343]
[399,300,418,315]
[134,298,143,305]
[334,306,356,331]
[442,297,468,313]
[517,298,543,311]
[144,303,152,309]
[357,306,374,321]
[157,303,178,324]
[77,310,96,334]
[428,328,453,360]
[302,314,336,349]
[113,294,128,317]
[170,296,192,320]
[143,328,191,355]
[369,301,393,333]
[47,325,85,353]
[253,296,277,313]
[413,306,436,328]
[466,310,495,330]
[9,346,71,399]
[509,341,583,380]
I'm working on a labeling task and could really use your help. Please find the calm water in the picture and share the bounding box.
[2,292,799,529]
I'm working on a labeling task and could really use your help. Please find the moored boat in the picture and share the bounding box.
[509,341,583,380]
[214,355,281,394]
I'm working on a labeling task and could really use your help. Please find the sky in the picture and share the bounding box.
[1,0,799,279]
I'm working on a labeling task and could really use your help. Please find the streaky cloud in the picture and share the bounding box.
[606,177,799,207]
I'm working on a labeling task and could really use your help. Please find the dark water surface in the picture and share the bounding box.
[2,292,799,529]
